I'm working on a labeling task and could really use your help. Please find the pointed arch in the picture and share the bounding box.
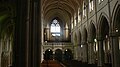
[55,49,63,61]
[112,4,120,35]
[88,20,96,42]
[98,13,110,38]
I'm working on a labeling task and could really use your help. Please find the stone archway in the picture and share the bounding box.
[111,5,120,67]
[54,49,63,61]
[97,15,110,66]
[88,22,97,64]
[64,49,73,61]
[44,49,53,60]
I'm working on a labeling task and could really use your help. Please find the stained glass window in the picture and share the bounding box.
[50,19,61,36]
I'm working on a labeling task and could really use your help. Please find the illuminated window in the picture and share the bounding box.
[78,14,81,23]
[83,1,86,17]
[78,8,81,23]
[89,0,94,12]
[72,23,73,29]
[50,19,60,36]
[98,0,104,4]
[94,39,98,51]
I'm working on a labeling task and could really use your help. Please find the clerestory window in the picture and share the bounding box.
[50,19,61,36]
[83,1,87,17]
[89,0,94,12]
[98,0,104,4]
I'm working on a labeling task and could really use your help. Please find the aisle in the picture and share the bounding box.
[41,60,65,67]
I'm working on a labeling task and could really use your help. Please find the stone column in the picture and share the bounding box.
[104,38,109,64]
[13,0,28,67]
[32,1,41,67]
[73,45,78,60]
[41,6,44,63]
[77,46,81,61]
[110,33,120,67]
[13,0,41,67]
[82,42,88,62]
[76,45,79,60]
[88,41,94,64]
[97,36,104,67]
[0,40,2,67]
[26,0,30,67]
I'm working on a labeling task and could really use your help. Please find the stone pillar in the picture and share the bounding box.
[97,36,104,67]
[13,0,28,67]
[73,46,77,60]
[13,0,41,67]
[88,42,94,64]
[26,0,30,67]
[76,46,79,60]
[82,42,88,62]
[41,6,44,63]
[0,40,2,67]
[104,38,109,64]
[110,33,120,67]
[77,46,81,61]
[32,1,41,67]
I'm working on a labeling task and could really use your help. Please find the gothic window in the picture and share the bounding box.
[50,19,61,36]
[89,0,94,12]
[83,1,87,17]
[78,13,81,23]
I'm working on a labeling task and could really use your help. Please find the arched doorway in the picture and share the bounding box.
[54,49,63,61]
[64,49,73,60]
[44,49,53,60]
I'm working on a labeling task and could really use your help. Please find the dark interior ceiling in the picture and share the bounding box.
[41,0,83,26]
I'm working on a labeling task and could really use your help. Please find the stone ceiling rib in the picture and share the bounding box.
[42,0,82,24]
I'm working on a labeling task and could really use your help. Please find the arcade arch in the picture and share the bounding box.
[97,15,110,66]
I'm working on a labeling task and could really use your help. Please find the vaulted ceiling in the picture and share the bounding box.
[41,0,83,25]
